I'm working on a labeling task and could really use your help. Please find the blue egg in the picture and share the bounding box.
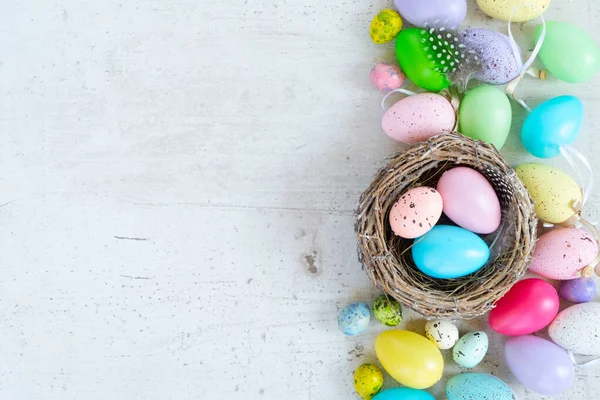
[337,302,370,336]
[558,278,596,303]
[521,95,583,158]
[447,373,515,400]
[412,225,490,279]
[373,388,435,400]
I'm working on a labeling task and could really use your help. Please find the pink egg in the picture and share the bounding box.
[436,167,501,234]
[382,93,455,143]
[389,187,443,239]
[370,63,406,91]
[529,228,598,280]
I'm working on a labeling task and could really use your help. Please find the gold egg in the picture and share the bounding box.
[370,9,402,45]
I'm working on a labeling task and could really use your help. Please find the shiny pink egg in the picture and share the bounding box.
[382,93,455,143]
[389,187,443,239]
[529,227,598,280]
[436,167,501,234]
[370,63,406,91]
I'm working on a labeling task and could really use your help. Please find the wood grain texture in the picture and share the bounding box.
[0,0,599,399]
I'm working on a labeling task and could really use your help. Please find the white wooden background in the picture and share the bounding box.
[1,0,599,399]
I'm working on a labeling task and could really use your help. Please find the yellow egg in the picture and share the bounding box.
[353,364,384,399]
[476,0,552,22]
[516,163,582,224]
[370,9,402,44]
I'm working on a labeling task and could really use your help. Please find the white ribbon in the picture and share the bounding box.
[568,350,600,368]
[381,88,417,110]
[560,144,594,207]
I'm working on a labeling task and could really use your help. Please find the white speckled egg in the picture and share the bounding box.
[447,373,515,400]
[382,93,455,143]
[425,320,459,350]
[389,187,443,239]
[453,332,488,368]
[549,302,600,355]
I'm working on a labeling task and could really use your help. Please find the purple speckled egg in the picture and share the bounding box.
[460,28,522,85]
[370,63,406,91]
[558,278,596,303]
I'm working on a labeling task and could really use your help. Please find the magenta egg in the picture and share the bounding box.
[436,167,501,234]
[382,93,455,143]
[529,227,598,280]
[370,63,406,91]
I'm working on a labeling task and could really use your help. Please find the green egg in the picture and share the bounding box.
[373,295,403,326]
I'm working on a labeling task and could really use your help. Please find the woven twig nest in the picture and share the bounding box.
[355,132,538,319]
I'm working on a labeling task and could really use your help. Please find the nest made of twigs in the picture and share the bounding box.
[355,132,538,319]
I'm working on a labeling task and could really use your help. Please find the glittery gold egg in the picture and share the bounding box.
[354,364,384,399]
[370,9,402,44]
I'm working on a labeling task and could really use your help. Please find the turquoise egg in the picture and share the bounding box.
[337,302,370,336]
[412,225,490,279]
[373,388,435,400]
[521,95,583,158]
[446,373,515,400]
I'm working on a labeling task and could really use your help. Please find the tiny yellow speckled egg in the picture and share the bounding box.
[516,163,582,224]
[370,9,402,44]
[354,364,384,399]
[477,0,551,22]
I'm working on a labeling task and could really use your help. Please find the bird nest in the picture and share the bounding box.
[355,132,538,319]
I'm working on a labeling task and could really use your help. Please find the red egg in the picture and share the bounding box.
[489,278,559,336]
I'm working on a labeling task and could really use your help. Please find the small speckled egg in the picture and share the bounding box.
[373,295,403,326]
[460,28,522,85]
[370,63,406,91]
[338,302,370,336]
[425,320,459,350]
[370,9,402,44]
[453,332,488,368]
[382,93,455,143]
[529,227,598,280]
[354,364,384,399]
[447,373,515,400]
[477,0,552,22]
[549,302,600,355]
[559,278,597,303]
[389,187,443,239]
[516,163,582,224]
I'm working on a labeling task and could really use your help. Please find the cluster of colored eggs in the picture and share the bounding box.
[389,167,500,279]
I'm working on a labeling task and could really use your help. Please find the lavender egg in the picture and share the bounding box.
[558,278,597,303]
[460,28,522,85]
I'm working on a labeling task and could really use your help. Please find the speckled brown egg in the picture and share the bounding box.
[389,187,443,239]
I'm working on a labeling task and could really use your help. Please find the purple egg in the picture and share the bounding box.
[558,278,597,303]
[460,28,522,85]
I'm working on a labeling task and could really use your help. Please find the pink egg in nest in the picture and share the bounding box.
[370,63,406,91]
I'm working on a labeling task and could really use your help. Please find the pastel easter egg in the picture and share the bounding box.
[436,167,501,234]
[382,93,455,143]
[373,388,435,400]
[459,85,512,149]
[529,228,598,280]
[505,335,574,396]
[521,96,584,158]
[393,0,467,29]
[354,363,384,399]
[375,330,444,389]
[477,0,552,22]
[370,63,406,91]
[425,320,459,350]
[460,29,522,85]
[558,278,597,303]
[446,373,515,400]
[389,187,443,238]
[373,295,403,326]
[412,225,490,279]
[516,163,582,224]
[452,332,488,368]
[549,302,600,355]
[370,9,403,44]
[489,278,559,336]
[338,302,370,336]
[537,21,600,83]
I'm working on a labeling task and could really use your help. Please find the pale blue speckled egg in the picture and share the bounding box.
[447,373,515,400]
[460,28,522,85]
[338,302,370,336]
